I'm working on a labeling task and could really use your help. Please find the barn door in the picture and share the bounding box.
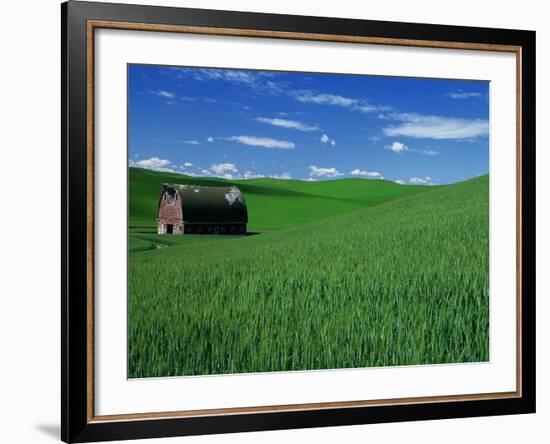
[166,224,173,234]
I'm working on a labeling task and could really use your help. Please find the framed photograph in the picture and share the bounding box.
[61,1,536,442]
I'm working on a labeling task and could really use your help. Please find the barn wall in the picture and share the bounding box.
[183,223,246,235]
[157,191,183,224]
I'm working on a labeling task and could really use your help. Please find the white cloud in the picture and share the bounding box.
[182,68,287,95]
[132,157,176,172]
[178,140,200,145]
[319,134,337,146]
[295,91,357,107]
[409,177,426,184]
[255,117,320,132]
[207,136,214,142]
[226,135,295,149]
[309,165,343,178]
[415,149,439,156]
[354,104,380,113]
[192,70,222,81]
[148,90,174,98]
[382,113,489,139]
[350,169,382,178]
[447,91,483,99]
[191,69,252,84]
[409,176,432,185]
[278,111,304,116]
[385,140,439,156]
[387,141,409,153]
[182,162,193,167]
[209,163,238,175]
[271,172,292,180]
[241,170,290,180]
[263,80,287,95]
[243,170,266,179]
[395,179,406,185]
[222,70,255,83]
[293,90,389,114]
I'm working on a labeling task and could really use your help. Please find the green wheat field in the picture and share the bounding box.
[128,167,489,378]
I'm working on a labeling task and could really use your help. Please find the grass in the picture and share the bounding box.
[129,167,429,232]
[128,168,489,378]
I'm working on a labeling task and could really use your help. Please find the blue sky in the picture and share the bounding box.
[128,64,489,185]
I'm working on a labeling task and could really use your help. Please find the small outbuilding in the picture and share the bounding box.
[157,184,248,235]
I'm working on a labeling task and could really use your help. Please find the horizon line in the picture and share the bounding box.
[129,166,489,186]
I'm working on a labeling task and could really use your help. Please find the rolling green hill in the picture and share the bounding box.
[128,170,489,378]
[129,167,431,232]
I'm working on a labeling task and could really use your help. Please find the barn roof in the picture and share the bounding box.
[163,183,248,223]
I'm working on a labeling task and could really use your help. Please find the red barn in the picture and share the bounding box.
[157,184,248,235]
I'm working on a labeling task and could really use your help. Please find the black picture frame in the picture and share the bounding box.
[62,1,536,442]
